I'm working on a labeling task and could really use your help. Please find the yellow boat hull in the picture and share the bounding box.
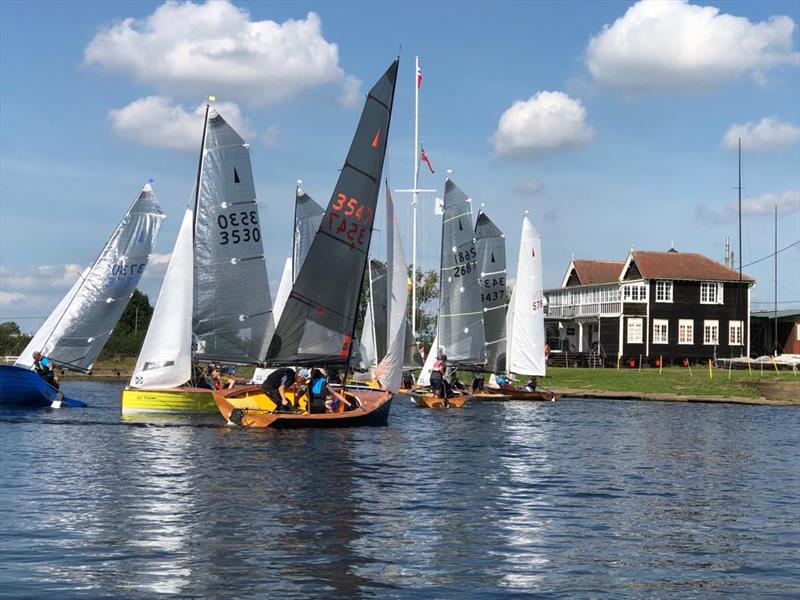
[120,387,219,414]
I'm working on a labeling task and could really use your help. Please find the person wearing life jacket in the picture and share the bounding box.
[430,353,448,398]
[261,367,304,412]
[307,368,329,414]
[32,351,58,388]
[523,377,538,392]
[210,367,235,391]
[494,373,515,391]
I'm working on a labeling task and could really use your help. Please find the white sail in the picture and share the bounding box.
[130,208,194,389]
[375,191,408,393]
[416,333,438,387]
[16,183,164,372]
[360,299,378,371]
[272,256,293,326]
[505,214,545,377]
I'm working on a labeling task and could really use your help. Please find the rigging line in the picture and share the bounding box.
[740,240,800,268]
[752,300,800,304]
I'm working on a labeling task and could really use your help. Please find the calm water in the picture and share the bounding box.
[0,381,798,598]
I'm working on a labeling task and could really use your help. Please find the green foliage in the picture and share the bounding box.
[0,321,31,357]
[410,267,438,351]
[98,289,153,360]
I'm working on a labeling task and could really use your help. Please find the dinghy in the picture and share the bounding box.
[216,59,399,428]
[484,213,560,402]
[121,106,273,413]
[0,183,164,408]
[413,179,486,408]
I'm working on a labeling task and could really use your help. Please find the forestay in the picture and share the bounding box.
[193,109,273,364]
[293,190,324,281]
[130,207,194,389]
[436,179,486,366]
[505,214,546,377]
[475,211,507,373]
[17,184,164,372]
[266,59,399,366]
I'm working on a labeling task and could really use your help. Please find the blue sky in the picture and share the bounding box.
[1,0,798,332]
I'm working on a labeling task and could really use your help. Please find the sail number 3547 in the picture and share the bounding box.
[217,211,260,245]
[328,193,374,247]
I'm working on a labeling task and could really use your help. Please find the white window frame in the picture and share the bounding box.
[678,319,694,345]
[700,282,724,305]
[729,320,743,346]
[655,280,673,303]
[703,320,719,345]
[653,319,669,344]
[622,283,648,303]
[627,318,643,344]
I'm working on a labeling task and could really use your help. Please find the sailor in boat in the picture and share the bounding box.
[494,373,515,391]
[523,377,538,392]
[430,353,451,399]
[304,368,353,414]
[32,351,59,388]
[210,367,235,391]
[261,367,305,412]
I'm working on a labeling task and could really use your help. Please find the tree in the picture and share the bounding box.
[98,289,153,359]
[0,321,31,357]
[409,267,438,351]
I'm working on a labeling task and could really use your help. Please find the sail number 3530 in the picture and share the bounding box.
[328,193,374,247]
[218,211,260,245]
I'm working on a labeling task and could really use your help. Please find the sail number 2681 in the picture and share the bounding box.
[217,211,260,245]
[328,193,374,247]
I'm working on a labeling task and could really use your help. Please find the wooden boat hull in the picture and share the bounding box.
[0,365,85,408]
[471,392,512,401]
[411,391,470,409]
[484,387,560,401]
[120,387,218,414]
[214,385,393,428]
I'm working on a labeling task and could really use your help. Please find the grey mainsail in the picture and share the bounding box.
[403,317,423,367]
[16,184,164,372]
[293,189,325,281]
[369,260,388,360]
[436,179,486,366]
[475,211,507,372]
[266,59,399,366]
[193,109,273,364]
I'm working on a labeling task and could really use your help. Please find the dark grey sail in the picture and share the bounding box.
[436,179,486,366]
[266,59,399,366]
[293,190,325,281]
[369,260,388,361]
[17,184,164,371]
[193,109,273,364]
[475,211,507,372]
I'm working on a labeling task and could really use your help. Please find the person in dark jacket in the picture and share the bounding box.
[262,367,304,412]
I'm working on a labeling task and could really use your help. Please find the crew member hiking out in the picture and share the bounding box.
[32,351,58,388]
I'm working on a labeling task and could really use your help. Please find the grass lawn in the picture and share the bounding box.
[539,366,798,399]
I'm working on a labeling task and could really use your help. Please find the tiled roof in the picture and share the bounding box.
[630,251,754,282]
[573,260,624,284]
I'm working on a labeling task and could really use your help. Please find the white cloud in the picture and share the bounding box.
[340,75,363,108]
[84,2,351,105]
[142,253,171,279]
[491,91,594,158]
[0,264,83,292]
[722,118,800,151]
[109,96,253,152]
[0,292,27,305]
[586,0,799,92]
[696,190,799,222]
[513,179,544,196]
[262,126,282,148]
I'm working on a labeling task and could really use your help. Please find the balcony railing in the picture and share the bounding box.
[546,301,622,319]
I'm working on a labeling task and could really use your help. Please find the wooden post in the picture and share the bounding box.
[616,354,620,370]
[708,359,713,379]
[747,357,752,377]
[687,359,692,377]
[659,355,662,375]
[638,354,642,372]
[771,356,779,374]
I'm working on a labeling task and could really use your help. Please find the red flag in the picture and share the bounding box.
[420,145,435,174]
[417,63,422,89]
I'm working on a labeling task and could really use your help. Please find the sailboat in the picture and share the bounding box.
[213,58,400,428]
[120,106,273,414]
[0,183,164,408]
[413,178,486,408]
[484,212,559,401]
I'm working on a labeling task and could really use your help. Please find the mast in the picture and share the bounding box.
[774,201,778,354]
[193,102,211,234]
[292,179,301,280]
[395,56,434,338]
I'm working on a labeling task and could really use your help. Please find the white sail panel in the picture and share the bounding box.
[16,184,164,371]
[506,214,545,377]
[375,191,408,393]
[272,257,293,327]
[359,299,378,371]
[130,208,194,389]
[417,333,438,387]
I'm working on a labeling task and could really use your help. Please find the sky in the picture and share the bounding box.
[1,0,798,333]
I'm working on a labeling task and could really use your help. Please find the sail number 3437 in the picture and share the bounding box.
[328,193,374,247]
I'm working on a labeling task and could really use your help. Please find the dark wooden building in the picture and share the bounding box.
[750,310,800,356]
[545,249,755,364]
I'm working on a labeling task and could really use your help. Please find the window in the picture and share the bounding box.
[627,318,643,344]
[679,319,694,344]
[700,282,724,304]
[729,320,743,346]
[655,280,673,302]
[703,320,719,345]
[622,283,648,302]
[653,319,669,344]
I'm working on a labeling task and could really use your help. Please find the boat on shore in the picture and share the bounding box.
[217,59,400,428]
[121,105,273,414]
[482,386,559,401]
[1,183,164,408]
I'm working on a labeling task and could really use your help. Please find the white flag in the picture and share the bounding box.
[434,196,444,216]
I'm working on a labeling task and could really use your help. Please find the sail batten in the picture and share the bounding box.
[17,185,164,372]
[266,60,399,367]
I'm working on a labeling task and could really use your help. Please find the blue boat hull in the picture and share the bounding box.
[0,365,86,408]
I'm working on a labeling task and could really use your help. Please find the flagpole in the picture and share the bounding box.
[412,55,420,337]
